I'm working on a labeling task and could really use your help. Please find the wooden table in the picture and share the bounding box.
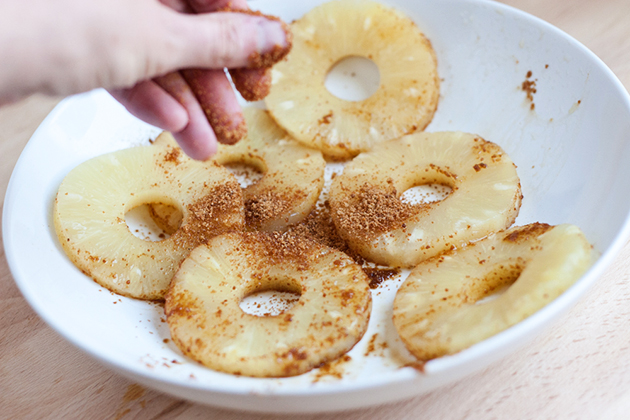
[2,1,630,418]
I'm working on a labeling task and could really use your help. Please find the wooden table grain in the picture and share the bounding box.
[2,1,630,419]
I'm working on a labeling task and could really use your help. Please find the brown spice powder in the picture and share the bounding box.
[174,182,244,250]
[213,117,247,146]
[286,203,365,264]
[333,184,417,241]
[363,267,400,289]
[163,146,181,164]
[245,189,306,230]
[246,43,293,70]
[318,112,333,125]
[181,69,248,145]
[218,8,293,69]
[230,68,272,102]
[522,70,537,106]
[288,204,399,288]
[503,222,551,244]
[240,231,318,270]
[311,355,352,382]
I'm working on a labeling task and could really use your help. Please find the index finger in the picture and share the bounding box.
[187,0,248,13]
[188,0,272,102]
[158,0,193,13]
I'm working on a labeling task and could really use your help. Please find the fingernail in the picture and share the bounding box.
[257,19,288,49]
[251,18,292,68]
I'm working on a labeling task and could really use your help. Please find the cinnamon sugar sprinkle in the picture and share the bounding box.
[332,184,418,240]
[245,189,306,230]
[174,183,244,250]
[287,203,400,287]
[246,36,293,70]
[211,115,247,146]
[363,267,400,289]
[287,202,362,262]
[162,146,181,164]
[181,69,248,145]
[218,8,293,69]
[503,222,551,243]
[522,70,537,110]
[239,231,318,270]
[230,68,272,101]
[311,355,352,382]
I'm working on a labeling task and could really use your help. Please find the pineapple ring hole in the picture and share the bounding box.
[239,279,302,317]
[400,183,453,205]
[473,262,525,305]
[324,56,380,101]
[222,162,265,189]
[125,202,183,242]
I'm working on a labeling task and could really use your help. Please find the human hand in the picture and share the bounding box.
[0,0,290,159]
[113,0,288,159]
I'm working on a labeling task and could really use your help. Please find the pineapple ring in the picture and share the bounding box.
[53,144,244,300]
[329,131,523,268]
[393,223,594,361]
[165,231,372,377]
[155,107,326,231]
[265,0,439,159]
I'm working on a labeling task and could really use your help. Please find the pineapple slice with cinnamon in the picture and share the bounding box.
[165,231,371,377]
[155,107,326,231]
[54,143,244,300]
[265,0,439,159]
[329,131,522,267]
[393,223,594,361]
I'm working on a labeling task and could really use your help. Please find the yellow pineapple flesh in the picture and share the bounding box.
[393,223,595,361]
[148,203,182,235]
[265,0,439,159]
[155,108,326,231]
[53,144,244,300]
[329,131,522,267]
[165,231,372,377]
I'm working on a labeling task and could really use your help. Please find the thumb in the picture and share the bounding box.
[153,10,291,73]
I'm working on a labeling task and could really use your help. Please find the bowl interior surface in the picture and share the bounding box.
[4,0,630,413]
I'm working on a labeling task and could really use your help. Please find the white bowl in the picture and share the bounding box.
[4,0,630,413]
